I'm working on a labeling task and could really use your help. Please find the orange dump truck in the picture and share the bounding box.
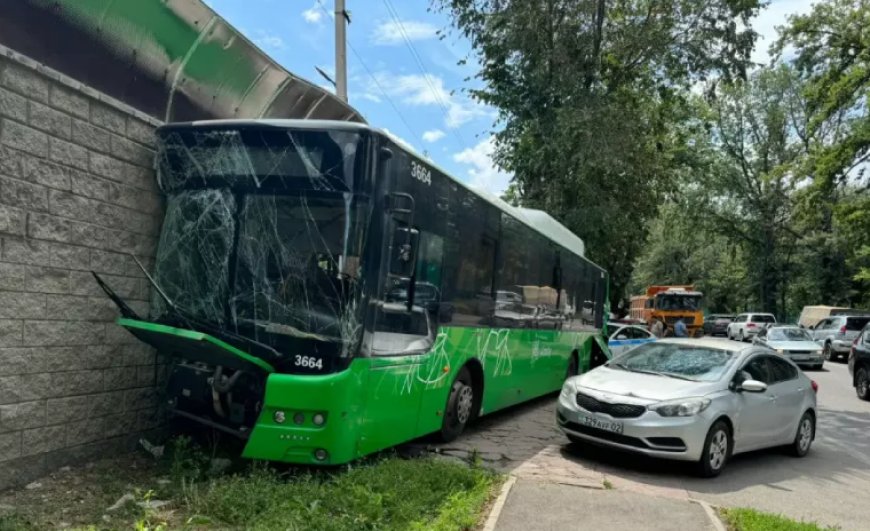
[629,285,704,336]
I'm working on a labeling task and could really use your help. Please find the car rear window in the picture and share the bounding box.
[751,315,775,323]
[846,316,870,330]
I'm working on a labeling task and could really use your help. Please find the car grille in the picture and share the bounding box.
[788,350,813,355]
[575,393,646,418]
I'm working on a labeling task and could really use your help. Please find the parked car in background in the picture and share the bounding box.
[753,325,824,370]
[798,305,851,329]
[607,323,656,356]
[810,314,870,362]
[557,338,818,477]
[727,313,777,342]
[848,324,870,400]
[704,314,734,336]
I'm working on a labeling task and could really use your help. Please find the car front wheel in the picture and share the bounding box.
[856,367,870,401]
[697,421,731,478]
[790,412,814,457]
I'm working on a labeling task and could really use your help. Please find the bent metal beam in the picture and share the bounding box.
[0,0,365,124]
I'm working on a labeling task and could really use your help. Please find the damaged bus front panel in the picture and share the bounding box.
[119,120,381,464]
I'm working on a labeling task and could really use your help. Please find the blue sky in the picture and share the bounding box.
[204,0,815,195]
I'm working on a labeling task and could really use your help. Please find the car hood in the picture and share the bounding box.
[766,340,821,350]
[572,367,721,403]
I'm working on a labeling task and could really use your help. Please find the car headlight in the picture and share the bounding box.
[649,398,711,417]
[774,348,785,355]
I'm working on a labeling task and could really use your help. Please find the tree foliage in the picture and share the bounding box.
[438,0,762,308]
[442,0,870,316]
[634,0,870,316]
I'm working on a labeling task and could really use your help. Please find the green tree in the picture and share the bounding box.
[699,65,808,315]
[438,0,763,309]
[775,0,870,309]
[630,201,750,313]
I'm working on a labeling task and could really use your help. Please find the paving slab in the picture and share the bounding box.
[494,479,717,531]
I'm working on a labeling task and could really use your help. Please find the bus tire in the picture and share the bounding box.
[439,367,475,442]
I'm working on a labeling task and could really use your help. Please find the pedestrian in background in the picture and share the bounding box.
[675,317,688,337]
[651,317,664,338]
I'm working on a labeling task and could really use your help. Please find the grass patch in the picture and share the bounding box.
[0,438,500,531]
[719,508,838,531]
[602,479,614,490]
[179,458,498,530]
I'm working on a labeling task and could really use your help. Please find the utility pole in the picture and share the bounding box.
[335,0,348,102]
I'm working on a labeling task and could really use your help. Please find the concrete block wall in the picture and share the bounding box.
[0,48,165,489]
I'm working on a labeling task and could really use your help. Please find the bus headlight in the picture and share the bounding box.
[312,413,326,426]
[273,411,286,424]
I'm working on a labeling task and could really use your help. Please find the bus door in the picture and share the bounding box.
[358,193,432,455]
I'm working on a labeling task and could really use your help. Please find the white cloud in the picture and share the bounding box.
[751,0,816,64]
[372,20,438,45]
[423,129,445,143]
[360,93,382,103]
[302,3,323,24]
[253,32,285,50]
[370,72,488,129]
[453,136,511,195]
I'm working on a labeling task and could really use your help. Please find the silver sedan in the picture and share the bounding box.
[557,338,818,477]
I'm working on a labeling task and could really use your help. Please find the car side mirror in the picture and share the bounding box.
[741,380,767,393]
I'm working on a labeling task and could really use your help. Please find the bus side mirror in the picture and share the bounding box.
[389,226,419,277]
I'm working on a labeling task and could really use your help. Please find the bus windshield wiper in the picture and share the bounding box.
[129,255,283,360]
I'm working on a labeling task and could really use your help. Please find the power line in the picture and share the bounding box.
[315,1,420,142]
[380,0,470,149]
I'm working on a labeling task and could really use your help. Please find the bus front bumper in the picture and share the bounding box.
[242,368,367,465]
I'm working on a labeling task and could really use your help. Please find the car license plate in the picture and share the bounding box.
[579,414,624,434]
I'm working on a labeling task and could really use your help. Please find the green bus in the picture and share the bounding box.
[103,119,610,465]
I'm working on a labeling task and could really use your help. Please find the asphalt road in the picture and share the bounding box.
[438,336,870,530]
[563,337,870,530]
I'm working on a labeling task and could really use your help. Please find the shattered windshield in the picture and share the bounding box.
[151,126,369,355]
[610,343,735,382]
[156,126,362,193]
[232,194,366,345]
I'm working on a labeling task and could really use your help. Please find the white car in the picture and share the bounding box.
[557,338,818,477]
[607,323,656,356]
[727,313,777,342]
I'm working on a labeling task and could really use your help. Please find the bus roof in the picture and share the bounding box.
[158,119,597,268]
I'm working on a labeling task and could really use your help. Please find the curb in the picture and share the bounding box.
[481,475,517,531]
[690,498,727,531]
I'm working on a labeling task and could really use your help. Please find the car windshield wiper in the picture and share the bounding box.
[607,362,630,371]
[628,367,696,381]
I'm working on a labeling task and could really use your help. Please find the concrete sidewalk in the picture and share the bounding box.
[490,478,721,531]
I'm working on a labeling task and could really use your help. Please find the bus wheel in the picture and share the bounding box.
[440,367,475,442]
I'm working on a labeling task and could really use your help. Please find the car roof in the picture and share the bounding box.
[768,324,800,329]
